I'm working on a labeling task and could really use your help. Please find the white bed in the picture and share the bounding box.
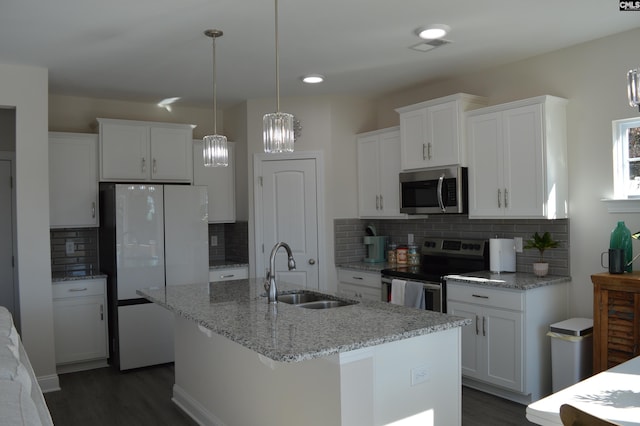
[0,306,54,426]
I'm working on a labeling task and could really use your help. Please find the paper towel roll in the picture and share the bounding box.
[490,238,516,273]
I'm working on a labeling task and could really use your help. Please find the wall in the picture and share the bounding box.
[0,63,58,389]
[370,27,640,317]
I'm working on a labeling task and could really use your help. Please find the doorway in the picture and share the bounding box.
[253,152,325,290]
[0,153,17,328]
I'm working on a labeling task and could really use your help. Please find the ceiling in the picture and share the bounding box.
[1,0,638,109]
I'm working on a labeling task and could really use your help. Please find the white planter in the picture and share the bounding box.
[532,262,549,277]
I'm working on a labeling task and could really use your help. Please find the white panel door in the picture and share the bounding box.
[484,307,523,392]
[115,185,165,300]
[357,134,381,217]
[0,159,15,315]
[260,159,319,289]
[164,185,209,286]
[100,122,149,180]
[150,126,192,181]
[447,301,482,380]
[468,112,503,217]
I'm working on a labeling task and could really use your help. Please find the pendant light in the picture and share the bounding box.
[203,29,228,167]
[263,0,294,153]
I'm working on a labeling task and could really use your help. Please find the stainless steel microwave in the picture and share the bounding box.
[399,166,468,214]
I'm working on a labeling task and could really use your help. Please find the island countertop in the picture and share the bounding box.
[445,271,571,290]
[137,278,470,363]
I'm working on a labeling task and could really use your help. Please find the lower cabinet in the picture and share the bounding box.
[52,278,108,370]
[337,269,382,301]
[209,265,249,282]
[447,279,566,404]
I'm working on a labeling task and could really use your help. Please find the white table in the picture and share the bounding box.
[527,356,640,425]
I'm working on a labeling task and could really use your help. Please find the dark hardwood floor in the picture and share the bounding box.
[45,364,534,425]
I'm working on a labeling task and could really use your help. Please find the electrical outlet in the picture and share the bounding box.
[411,365,430,386]
[514,237,523,253]
[65,241,75,255]
[210,236,218,247]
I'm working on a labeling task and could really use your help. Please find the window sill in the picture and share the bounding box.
[601,198,640,213]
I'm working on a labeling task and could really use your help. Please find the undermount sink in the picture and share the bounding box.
[271,290,357,309]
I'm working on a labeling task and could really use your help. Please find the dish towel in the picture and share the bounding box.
[390,279,406,305]
[404,281,426,310]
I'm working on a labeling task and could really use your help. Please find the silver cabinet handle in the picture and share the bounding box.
[472,294,489,299]
[475,315,479,335]
[376,195,380,210]
[153,158,157,174]
[141,158,146,173]
[504,188,508,208]
[427,142,432,160]
[308,259,316,265]
[482,316,486,337]
[422,143,427,160]
[352,276,363,280]
[379,194,383,210]
[92,201,96,218]
[100,304,104,321]
[220,274,235,278]
[69,288,88,292]
[497,189,502,208]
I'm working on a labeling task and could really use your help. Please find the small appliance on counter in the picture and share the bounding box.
[489,238,516,272]
[364,224,387,263]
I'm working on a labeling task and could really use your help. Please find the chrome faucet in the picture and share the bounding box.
[266,242,296,303]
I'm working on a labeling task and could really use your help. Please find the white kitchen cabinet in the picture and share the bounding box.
[49,132,99,228]
[447,278,566,404]
[337,268,382,301]
[52,278,108,368]
[357,127,405,218]
[396,93,487,170]
[193,140,236,223]
[466,95,568,219]
[209,265,248,282]
[98,118,193,182]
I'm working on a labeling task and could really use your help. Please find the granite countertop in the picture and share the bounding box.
[52,273,108,283]
[445,271,571,290]
[209,260,249,270]
[137,278,469,363]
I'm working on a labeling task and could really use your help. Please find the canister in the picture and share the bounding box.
[387,243,397,264]
[408,244,420,265]
[396,246,408,264]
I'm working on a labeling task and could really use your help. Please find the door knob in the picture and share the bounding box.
[308,259,316,265]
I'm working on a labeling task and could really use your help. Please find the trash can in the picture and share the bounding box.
[547,318,593,393]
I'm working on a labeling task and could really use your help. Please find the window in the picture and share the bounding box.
[613,117,640,198]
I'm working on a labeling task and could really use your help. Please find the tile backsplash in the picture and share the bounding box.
[334,217,570,276]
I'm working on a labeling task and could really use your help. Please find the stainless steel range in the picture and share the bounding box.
[381,237,489,313]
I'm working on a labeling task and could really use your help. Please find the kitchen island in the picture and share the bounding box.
[138,278,470,426]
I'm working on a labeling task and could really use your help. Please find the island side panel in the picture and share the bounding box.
[172,315,343,426]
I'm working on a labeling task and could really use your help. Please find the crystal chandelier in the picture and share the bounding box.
[263,0,294,153]
[203,29,228,167]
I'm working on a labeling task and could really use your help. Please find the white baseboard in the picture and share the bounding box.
[56,359,109,375]
[172,383,226,426]
[38,373,60,393]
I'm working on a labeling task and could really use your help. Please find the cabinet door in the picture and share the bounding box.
[150,126,193,182]
[193,140,236,223]
[209,266,248,282]
[448,301,483,379]
[502,104,544,217]
[49,133,99,227]
[468,112,503,218]
[428,101,460,167]
[399,108,428,170]
[357,134,382,217]
[378,130,402,217]
[53,294,107,364]
[100,122,149,180]
[483,307,523,392]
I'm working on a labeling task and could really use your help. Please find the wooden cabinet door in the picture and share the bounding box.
[150,126,192,182]
[100,122,149,180]
[49,132,99,227]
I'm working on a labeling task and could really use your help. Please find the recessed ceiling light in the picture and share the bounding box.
[416,24,450,40]
[302,74,325,84]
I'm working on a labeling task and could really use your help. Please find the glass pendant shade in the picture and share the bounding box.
[263,112,294,153]
[203,134,228,167]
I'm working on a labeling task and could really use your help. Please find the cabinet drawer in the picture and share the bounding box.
[337,269,381,289]
[447,282,523,311]
[339,282,383,302]
[209,266,248,282]
[53,279,106,299]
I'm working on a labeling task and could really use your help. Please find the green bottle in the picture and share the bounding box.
[610,221,633,272]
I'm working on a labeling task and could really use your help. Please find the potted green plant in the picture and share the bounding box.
[524,232,559,277]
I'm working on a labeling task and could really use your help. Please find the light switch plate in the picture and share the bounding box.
[411,365,430,386]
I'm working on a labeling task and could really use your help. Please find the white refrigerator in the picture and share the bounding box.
[99,183,208,370]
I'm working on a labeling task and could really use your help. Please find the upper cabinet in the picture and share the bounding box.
[357,127,405,218]
[193,139,236,223]
[466,95,568,219]
[49,132,99,228]
[396,93,487,170]
[98,118,193,182]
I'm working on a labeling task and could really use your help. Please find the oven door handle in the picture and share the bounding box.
[437,173,446,212]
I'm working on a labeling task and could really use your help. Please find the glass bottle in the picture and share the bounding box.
[387,243,397,264]
[610,221,633,272]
